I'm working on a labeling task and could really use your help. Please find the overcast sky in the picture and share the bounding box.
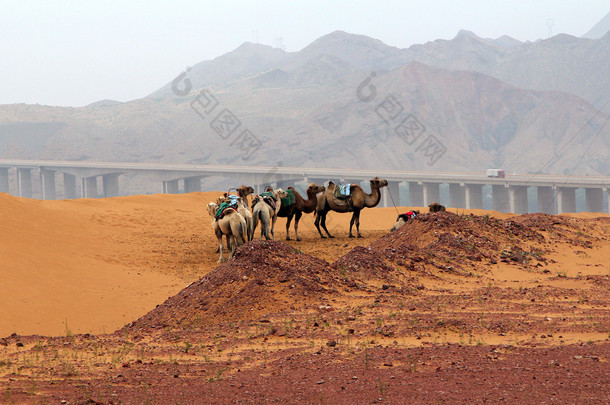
[1,0,608,107]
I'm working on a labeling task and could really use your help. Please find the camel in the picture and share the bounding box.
[390,210,420,232]
[428,202,446,212]
[251,188,289,240]
[217,187,255,242]
[206,202,247,263]
[315,177,388,238]
[272,183,326,241]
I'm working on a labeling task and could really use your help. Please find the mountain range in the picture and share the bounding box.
[1,19,609,193]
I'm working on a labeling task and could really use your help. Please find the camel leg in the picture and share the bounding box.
[217,235,224,263]
[320,212,334,238]
[349,212,356,238]
[252,210,260,239]
[354,210,363,238]
[285,213,293,241]
[294,210,303,241]
[271,213,277,241]
[228,235,236,259]
[225,234,233,258]
[248,217,254,241]
[314,211,326,239]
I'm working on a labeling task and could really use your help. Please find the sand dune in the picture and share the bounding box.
[1,192,608,337]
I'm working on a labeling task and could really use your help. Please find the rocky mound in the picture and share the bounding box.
[125,241,340,331]
[334,212,598,279]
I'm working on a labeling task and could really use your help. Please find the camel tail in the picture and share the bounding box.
[260,208,271,239]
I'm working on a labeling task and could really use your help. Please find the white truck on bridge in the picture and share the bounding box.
[486,168,505,178]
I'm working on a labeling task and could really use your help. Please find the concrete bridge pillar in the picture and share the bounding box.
[17,168,33,198]
[585,188,604,213]
[63,173,77,199]
[422,183,440,206]
[464,184,483,209]
[102,174,120,197]
[163,180,180,194]
[0,168,9,193]
[184,177,202,193]
[40,169,57,200]
[537,186,556,214]
[382,181,400,207]
[409,182,424,207]
[82,176,98,198]
[449,183,465,208]
[557,187,576,214]
[509,186,528,214]
[492,185,509,212]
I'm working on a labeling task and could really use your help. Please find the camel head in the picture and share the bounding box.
[307,183,325,194]
[274,188,290,200]
[370,177,389,189]
[237,185,254,197]
[206,202,218,217]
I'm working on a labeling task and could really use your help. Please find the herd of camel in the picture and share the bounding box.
[206,177,445,262]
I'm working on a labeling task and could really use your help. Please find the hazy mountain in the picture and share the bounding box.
[286,30,409,70]
[402,30,610,108]
[148,42,288,98]
[86,99,123,107]
[1,62,606,177]
[582,11,610,39]
[1,29,609,196]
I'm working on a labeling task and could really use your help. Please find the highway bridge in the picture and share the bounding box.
[0,159,609,214]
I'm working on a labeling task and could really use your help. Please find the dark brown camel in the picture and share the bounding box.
[280,183,325,241]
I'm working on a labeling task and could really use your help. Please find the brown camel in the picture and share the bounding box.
[207,202,247,263]
[428,202,446,212]
[315,177,388,238]
[251,188,289,240]
[272,183,325,241]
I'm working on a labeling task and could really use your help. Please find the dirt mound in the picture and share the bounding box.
[334,212,599,280]
[125,241,341,331]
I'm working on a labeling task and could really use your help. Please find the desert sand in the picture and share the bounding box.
[1,191,609,403]
[0,192,518,337]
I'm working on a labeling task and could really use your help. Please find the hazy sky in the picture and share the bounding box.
[1,0,608,107]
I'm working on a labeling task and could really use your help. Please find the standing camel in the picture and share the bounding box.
[271,183,326,241]
[236,186,255,241]
[251,188,289,240]
[315,177,388,238]
[218,186,255,242]
[267,183,325,240]
[207,202,247,263]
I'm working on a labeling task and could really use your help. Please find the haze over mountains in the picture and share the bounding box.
[1,17,609,190]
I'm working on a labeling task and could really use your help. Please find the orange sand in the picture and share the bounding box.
[1,193,608,337]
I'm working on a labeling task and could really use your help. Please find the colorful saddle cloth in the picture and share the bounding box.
[260,191,277,201]
[397,211,417,222]
[281,189,295,207]
[334,184,351,200]
[215,203,236,219]
[252,192,277,210]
